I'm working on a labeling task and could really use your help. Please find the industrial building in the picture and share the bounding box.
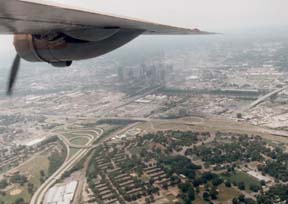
[43,181,78,204]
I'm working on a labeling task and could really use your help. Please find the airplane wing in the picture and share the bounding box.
[0,0,210,35]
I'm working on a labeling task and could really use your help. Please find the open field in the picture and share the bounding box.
[136,117,288,145]
[0,148,51,204]
[0,165,11,175]
[222,171,260,192]
[69,148,80,158]
[0,186,29,204]
[217,184,241,203]
[194,195,206,204]
[62,132,91,140]
[193,184,241,204]
[70,137,90,145]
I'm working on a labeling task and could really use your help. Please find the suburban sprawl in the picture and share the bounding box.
[1,31,288,204]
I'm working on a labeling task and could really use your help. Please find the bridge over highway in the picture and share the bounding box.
[246,85,288,110]
[30,128,103,204]
[58,134,100,149]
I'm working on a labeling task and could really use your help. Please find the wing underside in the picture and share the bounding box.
[0,0,210,35]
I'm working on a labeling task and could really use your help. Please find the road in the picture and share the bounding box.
[105,85,164,115]
[58,134,101,149]
[247,85,288,110]
[30,128,103,204]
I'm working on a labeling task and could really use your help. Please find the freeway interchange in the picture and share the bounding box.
[28,115,288,204]
[30,128,103,204]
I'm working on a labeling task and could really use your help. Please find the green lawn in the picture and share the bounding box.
[69,148,80,158]
[70,137,89,145]
[0,185,30,204]
[62,129,99,141]
[62,133,77,140]
[222,171,260,192]
[68,137,89,158]
[0,150,51,204]
[0,164,12,175]
[217,184,241,203]
[194,183,240,204]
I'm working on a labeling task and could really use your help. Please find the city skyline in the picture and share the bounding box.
[0,0,288,56]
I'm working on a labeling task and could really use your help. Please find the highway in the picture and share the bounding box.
[58,134,97,149]
[30,128,103,204]
[247,85,288,110]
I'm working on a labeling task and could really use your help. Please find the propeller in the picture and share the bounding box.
[7,54,21,96]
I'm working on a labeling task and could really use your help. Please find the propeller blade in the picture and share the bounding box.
[7,54,21,96]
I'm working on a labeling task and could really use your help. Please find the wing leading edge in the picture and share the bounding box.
[0,0,211,35]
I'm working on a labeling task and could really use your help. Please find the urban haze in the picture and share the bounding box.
[0,1,288,204]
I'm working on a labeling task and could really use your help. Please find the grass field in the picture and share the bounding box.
[70,137,89,145]
[194,183,240,204]
[62,133,77,140]
[222,171,260,192]
[0,149,50,204]
[194,195,206,204]
[0,165,11,175]
[62,129,99,140]
[67,137,89,158]
[69,147,80,158]
[0,185,30,204]
[217,184,241,203]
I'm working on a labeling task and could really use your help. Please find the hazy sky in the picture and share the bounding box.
[0,0,288,55]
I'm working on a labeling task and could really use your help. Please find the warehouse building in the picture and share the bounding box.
[44,181,78,204]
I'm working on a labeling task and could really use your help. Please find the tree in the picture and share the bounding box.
[178,182,195,204]
[124,195,131,202]
[150,195,155,203]
[260,180,266,186]
[170,175,180,186]
[249,184,261,192]
[238,194,245,202]
[40,170,45,177]
[237,113,242,119]
[162,182,168,190]
[160,155,200,179]
[210,187,218,200]
[256,184,288,203]
[0,191,6,196]
[212,177,223,186]
[238,182,245,190]
[187,187,195,201]
[15,198,24,204]
[145,197,151,204]
[40,177,45,184]
[203,191,210,201]
[225,180,232,187]
[27,182,34,195]
[232,198,239,204]
[0,180,8,189]
[193,178,203,187]
[10,175,27,185]
[131,194,137,201]
[179,182,190,193]
[201,172,218,182]
[245,198,257,204]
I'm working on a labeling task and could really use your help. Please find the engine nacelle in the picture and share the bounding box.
[14,29,142,67]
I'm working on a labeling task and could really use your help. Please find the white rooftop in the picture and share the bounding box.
[44,181,78,204]
[23,137,46,147]
[247,170,273,183]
